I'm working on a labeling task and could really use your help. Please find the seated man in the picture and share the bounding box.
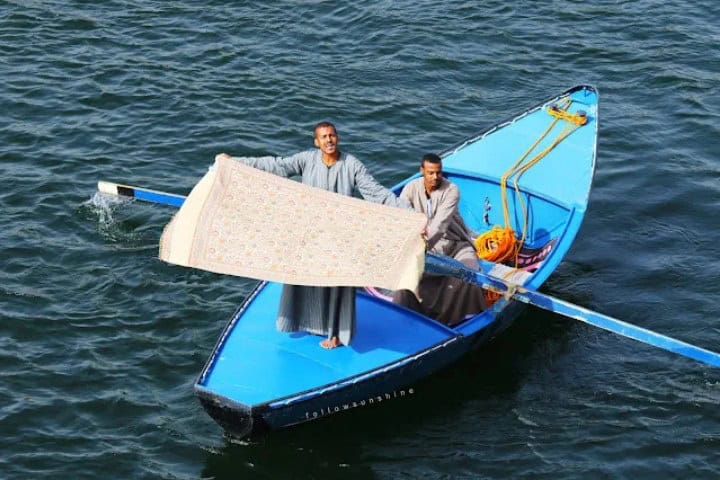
[392,153,487,325]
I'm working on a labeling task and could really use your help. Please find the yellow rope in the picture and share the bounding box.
[547,104,588,125]
[475,97,583,275]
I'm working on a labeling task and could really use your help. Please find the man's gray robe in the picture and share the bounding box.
[394,177,487,325]
[229,150,406,345]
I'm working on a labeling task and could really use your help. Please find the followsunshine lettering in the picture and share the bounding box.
[304,388,415,419]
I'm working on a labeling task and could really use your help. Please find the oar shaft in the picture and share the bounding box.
[425,253,720,369]
[513,289,720,368]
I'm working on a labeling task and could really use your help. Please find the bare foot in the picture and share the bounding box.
[320,336,341,349]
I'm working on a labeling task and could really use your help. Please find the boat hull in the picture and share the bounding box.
[194,85,599,437]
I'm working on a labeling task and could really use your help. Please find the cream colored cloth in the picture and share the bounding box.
[159,157,427,290]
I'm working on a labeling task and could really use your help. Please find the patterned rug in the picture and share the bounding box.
[159,156,427,290]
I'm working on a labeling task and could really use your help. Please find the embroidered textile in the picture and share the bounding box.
[159,157,426,290]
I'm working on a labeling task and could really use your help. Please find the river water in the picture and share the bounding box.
[2,1,720,478]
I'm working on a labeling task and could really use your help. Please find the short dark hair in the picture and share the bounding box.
[314,121,336,136]
[421,153,442,167]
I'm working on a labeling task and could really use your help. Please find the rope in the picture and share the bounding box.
[475,97,585,303]
[474,225,516,262]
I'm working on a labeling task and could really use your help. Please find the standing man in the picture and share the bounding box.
[216,122,408,349]
[393,153,486,325]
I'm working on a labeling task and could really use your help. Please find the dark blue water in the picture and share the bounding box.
[2,1,720,478]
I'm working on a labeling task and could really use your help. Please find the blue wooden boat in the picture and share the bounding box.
[193,85,600,437]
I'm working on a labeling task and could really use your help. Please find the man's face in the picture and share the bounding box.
[314,126,338,155]
[421,161,443,191]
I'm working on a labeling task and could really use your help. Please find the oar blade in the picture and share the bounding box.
[97,181,186,207]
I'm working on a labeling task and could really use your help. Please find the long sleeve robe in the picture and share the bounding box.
[394,177,487,325]
[229,149,407,345]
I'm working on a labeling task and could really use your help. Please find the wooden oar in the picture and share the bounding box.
[97,180,720,368]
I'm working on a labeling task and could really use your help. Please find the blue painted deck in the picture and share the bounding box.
[199,282,461,407]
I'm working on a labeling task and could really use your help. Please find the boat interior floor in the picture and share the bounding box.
[200,282,461,406]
